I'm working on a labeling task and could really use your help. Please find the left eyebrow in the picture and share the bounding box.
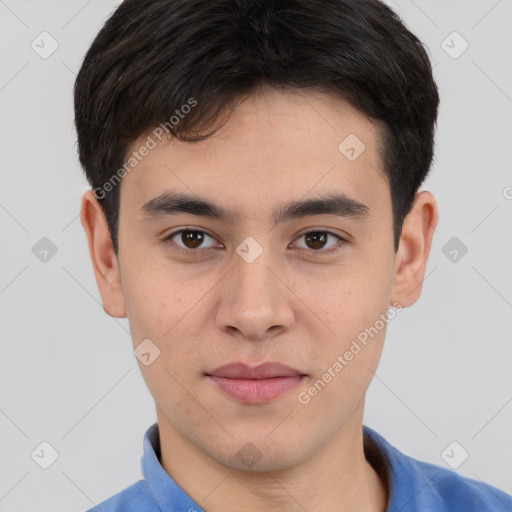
[139,190,370,224]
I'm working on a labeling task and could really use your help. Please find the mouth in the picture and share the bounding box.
[205,362,307,404]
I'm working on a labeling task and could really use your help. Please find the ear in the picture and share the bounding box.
[80,189,127,318]
[390,190,438,308]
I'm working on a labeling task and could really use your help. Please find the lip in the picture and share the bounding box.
[206,362,306,404]
[208,362,304,379]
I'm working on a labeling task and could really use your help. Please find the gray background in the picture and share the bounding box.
[0,0,511,511]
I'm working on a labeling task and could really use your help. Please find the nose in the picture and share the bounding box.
[215,246,295,342]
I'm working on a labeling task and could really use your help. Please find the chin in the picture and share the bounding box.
[205,433,307,473]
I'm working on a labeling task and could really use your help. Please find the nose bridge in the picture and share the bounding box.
[232,235,279,311]
[216,233,295,339]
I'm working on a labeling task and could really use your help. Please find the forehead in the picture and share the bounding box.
[120,86,389,223]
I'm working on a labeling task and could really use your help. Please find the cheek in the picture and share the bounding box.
[346,251,395,327]
[304,263,390,337]
[124,270,207,372]
[300,324,387,419]
[121,258,187,340]
[300,260,391,382]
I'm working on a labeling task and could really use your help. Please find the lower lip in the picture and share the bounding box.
[209,375,304,404]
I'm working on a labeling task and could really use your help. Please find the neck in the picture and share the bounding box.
[156,408,388,512]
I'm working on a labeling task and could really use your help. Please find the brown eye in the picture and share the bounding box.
[180,230,205,249]
[162,229,219,252]
[305,232,328,250]
[293,231,346,252]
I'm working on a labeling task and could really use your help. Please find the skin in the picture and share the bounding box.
[81,84,438,512]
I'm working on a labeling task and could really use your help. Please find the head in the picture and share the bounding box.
[76,0,439,472]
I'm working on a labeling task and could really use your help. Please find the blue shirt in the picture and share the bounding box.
[86,422,512,511]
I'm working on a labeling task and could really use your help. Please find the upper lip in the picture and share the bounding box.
[207,362,305,379]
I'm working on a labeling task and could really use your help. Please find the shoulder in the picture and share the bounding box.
[85,479,157,512]
[363,426,512,511]
[407,456,512,511]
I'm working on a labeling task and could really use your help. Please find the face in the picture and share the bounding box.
[82,85,437,472]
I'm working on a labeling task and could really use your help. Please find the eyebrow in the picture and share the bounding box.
[139,191,370,224]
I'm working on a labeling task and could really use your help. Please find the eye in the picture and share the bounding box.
[161,228,347,256]
[292,230,346,252]
[162,228,220,253]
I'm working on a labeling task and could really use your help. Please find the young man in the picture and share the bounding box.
[75,0,512,510]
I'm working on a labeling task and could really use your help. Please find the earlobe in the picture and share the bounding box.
[390,191,438,308]
[80,189,127,318]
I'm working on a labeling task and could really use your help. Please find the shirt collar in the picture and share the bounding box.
[141,422,205,511]
[362,425,446,511]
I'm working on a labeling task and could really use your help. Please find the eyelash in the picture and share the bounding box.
[161,228,347,257]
